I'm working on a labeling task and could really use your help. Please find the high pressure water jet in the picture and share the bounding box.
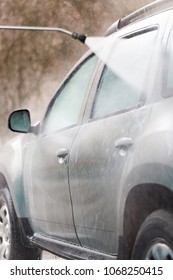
[0,25,87,44]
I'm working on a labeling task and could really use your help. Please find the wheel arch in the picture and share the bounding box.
[123,183,173,258]
[0,170,35,247]
[0,137,27,219]
[0,172,9,190]
[0,169,27,219]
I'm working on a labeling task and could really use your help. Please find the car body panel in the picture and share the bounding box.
[23,127,80,244]
[0,135,29,217]
[69,105,152,254]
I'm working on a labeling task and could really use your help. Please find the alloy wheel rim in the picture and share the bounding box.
[145,241,173,260]
[0,203,11,259]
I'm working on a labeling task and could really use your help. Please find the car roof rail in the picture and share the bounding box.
[105,0,173,36]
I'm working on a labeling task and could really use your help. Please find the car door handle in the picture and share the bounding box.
[115,137,133,149]
[56,148,69,164]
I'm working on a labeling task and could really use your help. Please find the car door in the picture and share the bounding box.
[69,27,158,253]
[23,54,97,244]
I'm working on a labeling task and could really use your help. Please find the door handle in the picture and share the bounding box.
[115,137,133,154]
[56,148,69,164]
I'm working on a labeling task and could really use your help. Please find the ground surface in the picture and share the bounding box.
[42,251,63,260]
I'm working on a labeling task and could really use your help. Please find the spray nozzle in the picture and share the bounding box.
[0,25,87,44]
[71,32,87,43]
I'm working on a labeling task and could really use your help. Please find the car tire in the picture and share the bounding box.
[0,188,41,259]
[132,210,173,260]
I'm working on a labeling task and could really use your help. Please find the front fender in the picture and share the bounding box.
[0,135,28,218]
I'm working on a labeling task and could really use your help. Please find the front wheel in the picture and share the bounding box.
[0,188,40,259]
[132,210,173,260]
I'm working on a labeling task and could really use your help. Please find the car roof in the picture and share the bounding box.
[105,0,173,36]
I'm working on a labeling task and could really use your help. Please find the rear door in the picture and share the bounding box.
[69,27,158,253]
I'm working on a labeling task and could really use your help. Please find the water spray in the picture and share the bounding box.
[0,25,87,44]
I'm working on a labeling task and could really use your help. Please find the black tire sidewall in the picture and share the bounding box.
[0,188,15,259]
[132,210,173,260]
[0,188,41,259]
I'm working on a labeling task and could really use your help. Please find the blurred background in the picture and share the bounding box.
[0,0,153,145]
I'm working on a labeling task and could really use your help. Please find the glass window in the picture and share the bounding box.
[92,29,157,119]
[44,55,97,134]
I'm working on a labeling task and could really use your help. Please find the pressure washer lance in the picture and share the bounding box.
[0,25,87,44]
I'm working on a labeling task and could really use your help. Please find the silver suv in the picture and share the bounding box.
[1,0,173,260]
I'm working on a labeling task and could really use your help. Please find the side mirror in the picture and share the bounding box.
[8,109,31,133]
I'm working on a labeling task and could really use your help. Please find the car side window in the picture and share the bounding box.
[44,55,97,134]
[91,29,157,119]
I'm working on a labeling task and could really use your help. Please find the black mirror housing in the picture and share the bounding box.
[8,109,31,133]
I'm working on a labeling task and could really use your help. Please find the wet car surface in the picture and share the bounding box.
[1,0,173,260]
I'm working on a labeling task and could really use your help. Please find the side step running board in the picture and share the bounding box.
[31,234,117,260]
